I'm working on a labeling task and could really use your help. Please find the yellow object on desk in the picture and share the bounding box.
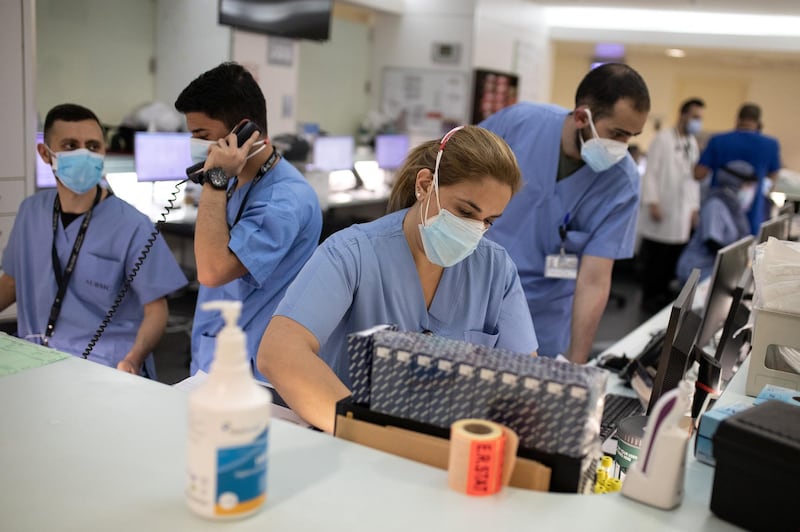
[0,332,70,377]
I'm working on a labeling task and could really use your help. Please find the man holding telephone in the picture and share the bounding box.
[175,62,322,381]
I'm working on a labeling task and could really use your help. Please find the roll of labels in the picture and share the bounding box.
[448,419,518,496]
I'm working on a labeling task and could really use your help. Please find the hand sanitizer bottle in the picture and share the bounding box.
[186,300,271,519]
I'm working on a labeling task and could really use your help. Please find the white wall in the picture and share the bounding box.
[231,31,299,137]
[297,16,371,136]
[473,0,552,104]
[154,0,231,109]
[36,0,156,125]
[367,0,477,113]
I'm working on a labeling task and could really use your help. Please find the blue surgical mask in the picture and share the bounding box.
[49,147,104,194]
[417,127,486,267]
[189,138,215,165]
[579,108,628,172]
[686,118,703,136]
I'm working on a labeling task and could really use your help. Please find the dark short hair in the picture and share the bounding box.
[575,63,650,120]
[43,103,103,143]
[174,62,268,136]
[679,98,705,115]
[738,103,761,123]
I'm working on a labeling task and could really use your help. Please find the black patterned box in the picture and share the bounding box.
[346,324,397,405]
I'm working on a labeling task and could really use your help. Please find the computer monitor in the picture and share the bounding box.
[375,134,410,171]
[647,268,702,414]
[695,235,755,351]
[778,201,795,216]
[35,132,57,188]
[714,268,753,383]
[312,136,354,171]
[134,132,193,182]
[757,213,791,244]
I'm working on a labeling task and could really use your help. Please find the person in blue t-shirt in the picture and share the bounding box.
[694,103,781,235]
[677,160,756,282]
[0,104,188,377]
[480,63,650,363]
[174,62,323,382]
[257,126,538,433]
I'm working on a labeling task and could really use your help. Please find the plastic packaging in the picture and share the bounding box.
[752,238,800,314]
[186,300,271,520]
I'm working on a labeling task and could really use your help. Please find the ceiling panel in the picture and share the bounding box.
[533,1,800,16]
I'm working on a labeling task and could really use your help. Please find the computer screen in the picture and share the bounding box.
[757,213,791,244]
[375,134,410,171]
[695,235,755,350]
[647,268,702,414]
[35,132,57,188]
[134,132,193,182]
[714,268,753,383]
[312,136,354,171]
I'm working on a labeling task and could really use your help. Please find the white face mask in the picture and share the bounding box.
[189,138,214,165]
[737,185,757,211]
[417,126,487,268]
[189,137,266,165]
[579,108,629,172]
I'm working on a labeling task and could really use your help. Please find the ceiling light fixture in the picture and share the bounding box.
[666,48,686,58]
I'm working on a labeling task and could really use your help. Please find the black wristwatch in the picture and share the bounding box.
[203,167,229,190]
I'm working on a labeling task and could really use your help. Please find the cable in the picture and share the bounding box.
[81,180,186,362]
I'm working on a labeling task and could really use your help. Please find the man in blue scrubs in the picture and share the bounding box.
[174,63,322,380]
[694,103,781,235]
[481,63,650,363]
[0,104,187,376]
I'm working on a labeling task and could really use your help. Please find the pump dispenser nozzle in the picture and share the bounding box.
[201,300,246,370]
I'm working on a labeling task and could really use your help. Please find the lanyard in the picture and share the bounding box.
[227,148,279,229]
[674,129,691,161]
[46,186,102,344]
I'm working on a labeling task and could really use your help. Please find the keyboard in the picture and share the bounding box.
[600,393,645,441]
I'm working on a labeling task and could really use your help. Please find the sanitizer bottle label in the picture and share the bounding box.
[215,429,269,515]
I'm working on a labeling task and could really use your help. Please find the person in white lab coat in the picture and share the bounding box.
[638,98,705,312]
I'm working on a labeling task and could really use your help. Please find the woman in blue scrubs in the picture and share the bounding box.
[257,125,538,432]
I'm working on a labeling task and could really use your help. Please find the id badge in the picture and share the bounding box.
[545,253,579,279]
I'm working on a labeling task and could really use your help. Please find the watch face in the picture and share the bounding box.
[206,167,228,189]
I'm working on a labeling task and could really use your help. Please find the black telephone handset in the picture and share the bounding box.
[185,120,261,182]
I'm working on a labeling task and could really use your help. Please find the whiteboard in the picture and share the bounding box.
[380,67,470,135]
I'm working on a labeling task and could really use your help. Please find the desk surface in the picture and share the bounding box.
[0,351,744,530]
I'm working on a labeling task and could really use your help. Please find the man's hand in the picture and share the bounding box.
[117,357,141,375]
[204,130,260,178]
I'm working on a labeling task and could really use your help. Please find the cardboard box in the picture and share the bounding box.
[335,398,560,492]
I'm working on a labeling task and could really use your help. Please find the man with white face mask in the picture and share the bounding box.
[481,63,650,363]
[174,62,322,381]
[0,104,187,376]
[638,98,705,313]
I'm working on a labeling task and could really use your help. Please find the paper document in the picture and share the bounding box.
[0,332,70,377]
[173,371,311,428]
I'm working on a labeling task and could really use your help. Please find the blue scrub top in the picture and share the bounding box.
[3,190,188,372]
[481,103,640,357]
[274,209,537,388]
[192,158,322,380]
[698,130,781,235]
[676,196,748,282]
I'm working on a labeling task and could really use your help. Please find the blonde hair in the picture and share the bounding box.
[387,125,522,213]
